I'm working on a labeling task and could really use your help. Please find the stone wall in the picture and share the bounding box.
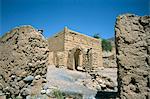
[64,29,101,51]
[0,26,49,98]
[64,29,103,68]
[48,31,64,52]
[47,27,103,71]
[115,14,150,98]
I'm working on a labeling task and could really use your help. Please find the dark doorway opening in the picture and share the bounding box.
[74,49,81,70]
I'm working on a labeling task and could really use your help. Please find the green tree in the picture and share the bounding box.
[93,33,112,52]
[102,39,112,52]
[93,33,100,39]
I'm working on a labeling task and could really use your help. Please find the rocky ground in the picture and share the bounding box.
[0,66,118,99]
[97,68,117,87]
[35,66,118,99]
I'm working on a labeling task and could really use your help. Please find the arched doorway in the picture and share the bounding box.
[67,47,84,70]
[74,49,81,70]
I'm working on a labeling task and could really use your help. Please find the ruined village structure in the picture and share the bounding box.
[0,14,149,99]
[0,26,50,98]
[115,14,150,98]
[48,27,103,72]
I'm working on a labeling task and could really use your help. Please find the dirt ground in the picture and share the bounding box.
[45,66,118,98]
[97,68,118,86]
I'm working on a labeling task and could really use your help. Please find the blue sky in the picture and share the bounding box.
[0,0,149,39]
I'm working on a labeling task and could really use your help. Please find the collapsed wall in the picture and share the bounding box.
[0,26,49,98]
[115,14,150,98]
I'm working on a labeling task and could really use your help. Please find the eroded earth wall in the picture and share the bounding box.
[115,14,150,98]
[0,26,49,98]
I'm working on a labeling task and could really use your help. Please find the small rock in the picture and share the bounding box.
[129,84,136,91]
[5,92,10,95]
[8,87,16,95]
[3,87,10,92]
[77,66,84,71]
[96,85,101,91]
[114,87,118,92]
[10,81,17,88]
[0,83,3,90]
[11,75,16,79]
[20,71,28,77]
[42,79,47,83]
[0,75,3,80]
[28,63,32,67]
[17,77,22,81]
[35,75,41,80]
[43,85,48,90]
[105,82,114,89]
[104,88,114,92]
[100,84,106,89]
[96,78,103,84]
[46,89,53,97]
[41,90,46,94]
[18,81,26,88]
[23,75,34,82]
[30,82,34,86]
[20,88,31,96]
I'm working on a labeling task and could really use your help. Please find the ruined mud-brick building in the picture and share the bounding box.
[115,14,150,98]
[0,26,49,98]
[48,27,103,71]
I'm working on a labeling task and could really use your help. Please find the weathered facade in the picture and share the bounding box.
[0,26,49,98]
[48,27,103,71]
[115,14,150,98]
